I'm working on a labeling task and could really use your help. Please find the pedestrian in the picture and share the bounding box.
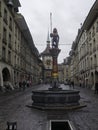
[27,80,29,87]
[29,80,32,87]
[69,80,71,89]
[22,80,26,91]
[95,82,98,94]
[19,81,22,91]
[71,81,74,89]
[79,79,81,87]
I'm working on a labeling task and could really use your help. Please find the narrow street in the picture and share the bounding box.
[0,84,98,130]
[0,85,47,130]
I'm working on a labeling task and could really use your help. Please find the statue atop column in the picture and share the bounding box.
[50,28,59,48]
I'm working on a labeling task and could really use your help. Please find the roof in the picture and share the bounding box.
[15,14,39,57]
[6,0,21,8]
[13,0,21,8]
[82,0,98,30]
[41,43,51,56]
[70,1,98,52]
[76,0,98,43]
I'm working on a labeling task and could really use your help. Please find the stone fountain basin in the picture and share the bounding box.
[32,90,80,109]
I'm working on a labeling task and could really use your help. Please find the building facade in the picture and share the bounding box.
[58,64,64,83]
[67,1,98,90]
[63,57,71,84]
[0,0,40,91]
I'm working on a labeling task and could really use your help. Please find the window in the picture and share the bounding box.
[18,30,21,40]
[9,34,11,43]
[96,22,98,32]
[92,26,95,37]
[2,47,6,60]
[14,55,16,65]
[8,50,11,63]
[89,32,91,41]
[3,27,7,44]
[90,43,92,54]
[94,55,97,67]
[0,1,1,17]
[91,57,92,68]
[87,57,88,69]
[9,17,12,30]
[15,41,16,51]
[93,39,96,52]
[15,25,17,37]
[3,8,8,24]
[8,34,11,48]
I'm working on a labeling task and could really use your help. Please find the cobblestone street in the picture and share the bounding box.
[0,84,98,130]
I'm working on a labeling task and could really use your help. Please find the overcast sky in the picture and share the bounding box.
[19,0,95,63]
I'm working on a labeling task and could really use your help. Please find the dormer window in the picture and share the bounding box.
[7,0,13,7]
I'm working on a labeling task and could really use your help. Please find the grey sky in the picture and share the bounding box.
[19,0,95,63]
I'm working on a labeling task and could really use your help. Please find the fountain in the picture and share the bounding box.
[31,27,86,110]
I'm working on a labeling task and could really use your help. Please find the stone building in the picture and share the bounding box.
[0,0,40,91]
[70,37,79,86]
[63,57,71,84]
[58,64,64,83]
[77,0,98,89]
[68,1,98,89]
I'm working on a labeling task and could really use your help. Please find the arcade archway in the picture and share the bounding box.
[2,67,11,83]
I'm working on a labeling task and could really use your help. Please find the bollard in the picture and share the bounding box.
[6,122,17,130]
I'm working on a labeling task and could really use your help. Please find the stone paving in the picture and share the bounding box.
[67,86,98,130]
[0,84,98,130]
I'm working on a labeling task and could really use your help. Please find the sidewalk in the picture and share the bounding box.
[0,84,39,104]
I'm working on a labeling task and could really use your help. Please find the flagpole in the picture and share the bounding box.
[50,12,52,33]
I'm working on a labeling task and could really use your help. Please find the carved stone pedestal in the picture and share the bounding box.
[31,89,82,110]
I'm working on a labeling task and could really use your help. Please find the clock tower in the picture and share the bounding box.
[41,31,52,83]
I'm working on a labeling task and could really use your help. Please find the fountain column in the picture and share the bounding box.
[49,48,61,90]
